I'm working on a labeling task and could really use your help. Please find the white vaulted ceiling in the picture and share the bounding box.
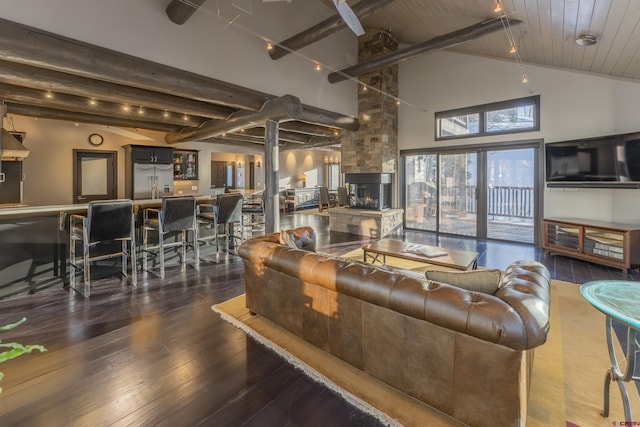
[360,0,640,82]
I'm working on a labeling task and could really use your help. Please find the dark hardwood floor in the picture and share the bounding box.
[0,212,636,426]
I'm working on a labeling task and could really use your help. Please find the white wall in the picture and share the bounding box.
[399,51,640,224]
[279,150,327,189]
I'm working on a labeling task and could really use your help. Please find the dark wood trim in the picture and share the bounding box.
[72,149,118,203]
[434,95,541,141]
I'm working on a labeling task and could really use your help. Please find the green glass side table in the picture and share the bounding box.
[581,280,640,422]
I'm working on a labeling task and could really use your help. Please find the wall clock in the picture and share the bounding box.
[88,133,104,146]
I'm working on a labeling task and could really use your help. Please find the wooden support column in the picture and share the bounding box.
[264,120,280,233]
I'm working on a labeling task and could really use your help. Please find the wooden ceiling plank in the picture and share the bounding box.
[610,20,640,78]
[579,0,612,72]
[569,0,595,71]
[549,0,566,67]
[588,0,632,74]
[510,0,540,65]
[526,0,547,65]
[561,0,581,70]
[601,3,640,76]
[535,0,555,66]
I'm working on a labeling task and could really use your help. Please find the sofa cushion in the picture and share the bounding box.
[425,269,502,295]
[279,230,299,248]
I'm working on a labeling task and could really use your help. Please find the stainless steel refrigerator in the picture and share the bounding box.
[133,163,173,199]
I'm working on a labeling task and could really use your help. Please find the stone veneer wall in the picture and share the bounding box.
[329,208,404,238]
[341,28,399,176]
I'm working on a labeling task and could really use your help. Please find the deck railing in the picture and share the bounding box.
[438,185,534,221]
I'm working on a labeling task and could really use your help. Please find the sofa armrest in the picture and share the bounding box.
[495,260,551,349]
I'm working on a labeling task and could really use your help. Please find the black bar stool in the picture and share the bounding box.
[142,195,199,278]
[69,199,137,297]
[198,193,244,262]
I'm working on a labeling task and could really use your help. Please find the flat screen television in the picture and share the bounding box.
[545,132,640,188]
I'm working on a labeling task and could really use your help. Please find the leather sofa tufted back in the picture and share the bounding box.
[240,229,550,351]
[238,227,552,427]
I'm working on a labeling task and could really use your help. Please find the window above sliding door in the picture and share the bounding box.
[436,95,540,140]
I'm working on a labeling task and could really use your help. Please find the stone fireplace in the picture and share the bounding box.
[329,28,404,237]
[345,173,391,210]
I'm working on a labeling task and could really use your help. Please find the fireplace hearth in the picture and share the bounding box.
[345,173,391,210]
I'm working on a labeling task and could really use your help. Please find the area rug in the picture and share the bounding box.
[213,266,640,426]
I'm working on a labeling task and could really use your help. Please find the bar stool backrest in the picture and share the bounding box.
[86,199,134,243]
[215,193,243,224]
[161,196,197,232]
[319,186,330,205]
[338,187,349,206]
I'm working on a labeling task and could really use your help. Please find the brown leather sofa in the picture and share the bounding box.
[238,227,551,427]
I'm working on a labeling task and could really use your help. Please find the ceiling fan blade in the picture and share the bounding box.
[332,0,365,36]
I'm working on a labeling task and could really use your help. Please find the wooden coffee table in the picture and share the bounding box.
[362,239,480,271]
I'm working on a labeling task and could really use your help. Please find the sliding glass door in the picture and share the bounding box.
[438,152,478,237]
[403,142,541,244]
[486,148,535,243]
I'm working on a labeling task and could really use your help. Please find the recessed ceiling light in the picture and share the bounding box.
[575,34,597,46]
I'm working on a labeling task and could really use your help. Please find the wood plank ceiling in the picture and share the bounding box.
[362,0,640,81]
[0,0,637,151]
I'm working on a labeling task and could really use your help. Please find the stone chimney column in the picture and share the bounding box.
[341,28,399,175]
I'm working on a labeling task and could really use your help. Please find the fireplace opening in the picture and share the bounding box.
[345,173,391,210]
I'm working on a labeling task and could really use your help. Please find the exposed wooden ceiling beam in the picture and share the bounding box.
[279,122,341,137]
[6,104,181,133]
[166,0,207,25]
[0,17,359,147]
[201,136,266,152]
[0,17,270,110]
[280,137,341,151]
[328,17,522,83]
[269,0,395,60]
[165,95,304,143]
[233,127,309,144]
[298,105,358,131]
[0,60,234,119]
[0,82,206,127]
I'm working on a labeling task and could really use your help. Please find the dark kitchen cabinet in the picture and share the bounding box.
[173,150,198,180]
[0,161,23,204]
[129,145,173,164]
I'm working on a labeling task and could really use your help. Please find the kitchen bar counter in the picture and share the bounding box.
[0,195,216,218]
[0,196,218,298]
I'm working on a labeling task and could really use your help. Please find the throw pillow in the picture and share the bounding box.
[425,269,502,295]
[279,230,299,249]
